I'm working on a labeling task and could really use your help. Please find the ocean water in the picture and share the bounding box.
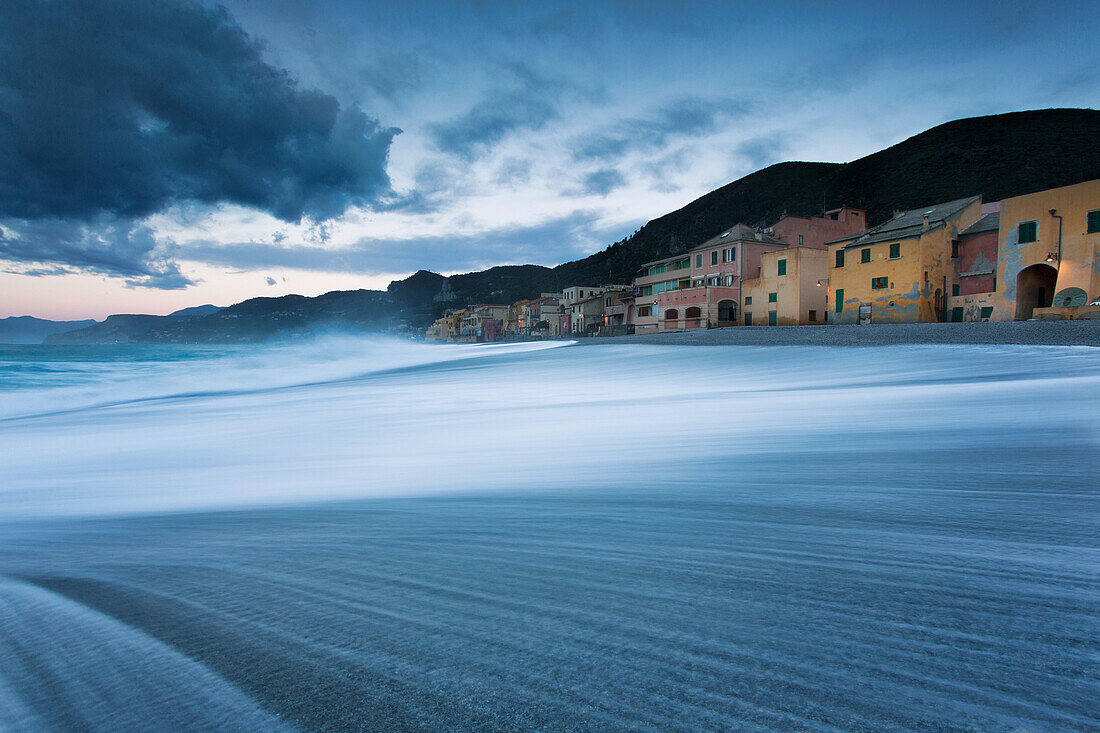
[0,338,1097,731]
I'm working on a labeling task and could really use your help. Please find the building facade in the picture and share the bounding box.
[827,197,983,324]
[741,247,829,326]
[988,178,1100,320]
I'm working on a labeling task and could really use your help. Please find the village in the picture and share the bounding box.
[426,177,1100,342]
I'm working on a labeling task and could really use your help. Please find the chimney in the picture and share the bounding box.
[922,212,931,230]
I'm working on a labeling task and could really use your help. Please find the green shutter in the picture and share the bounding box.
[745,313,752,325]
[768,311,777,326]
[1088,210,1100,233]
[1018,221,1037,243]
[952,284,960,296]
[951,307,963,322]
[861,248,871,263]
[768,292,777,302]
[889,242,900,259]
[835,289,844,312]
[835,249,844,268]
[777,259,787,276]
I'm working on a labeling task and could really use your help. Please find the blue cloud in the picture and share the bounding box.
[573,97,750,162]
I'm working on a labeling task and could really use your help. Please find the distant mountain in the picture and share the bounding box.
[144,291,393,343]
[0,316,97,344]
[168,304,222,318]
[44,305,221,344]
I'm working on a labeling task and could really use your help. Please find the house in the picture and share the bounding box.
[569,294,607,335]
[459,304,509,342]
[826,196,984,324]
[988,178,1100,320]
[600,289,635,335]
[426,308,468,341]
[768,207,867,249]
[948,204,1001,321]
[636,224,791,331]
[741,247,829,326]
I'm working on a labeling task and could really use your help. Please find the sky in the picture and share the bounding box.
[1,0,1098,320]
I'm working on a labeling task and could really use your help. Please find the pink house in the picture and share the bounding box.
[634,224,789,331]
[769,207,867,249]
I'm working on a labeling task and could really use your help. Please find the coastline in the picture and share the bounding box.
[573,319,1100,347]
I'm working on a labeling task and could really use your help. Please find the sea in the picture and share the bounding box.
[0,337,1097,731]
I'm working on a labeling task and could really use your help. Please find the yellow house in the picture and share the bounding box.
[741,248,829,326]
[987,178,1100,320]
[827,196,983,324]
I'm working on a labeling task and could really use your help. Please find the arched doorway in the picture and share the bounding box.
[717,299,736,322]
[1015,264,1057,320]
[664,308,678,320]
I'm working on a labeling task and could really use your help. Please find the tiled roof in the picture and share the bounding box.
[837,196,980,249]
[959,211,1000,236]
[697,223,785,248]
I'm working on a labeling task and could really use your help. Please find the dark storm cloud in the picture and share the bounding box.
[178,211,637,274]
[428,65,565,160]
[573,97,750,162]
[0,218,194,289]
[0,0,400,224]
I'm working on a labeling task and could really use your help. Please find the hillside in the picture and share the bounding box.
[145,291,393,343]
[44,306,221,344]
[0,316,96,344]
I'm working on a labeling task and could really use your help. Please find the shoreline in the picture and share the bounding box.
[571,320,1100,347]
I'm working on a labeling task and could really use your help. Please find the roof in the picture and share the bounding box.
[959,211,1000,236]
[836,196,980,249]
[696,223,785,249]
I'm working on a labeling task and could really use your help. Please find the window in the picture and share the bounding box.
[861,248,871,263]
[711,250,719,265]
[1088,210,1100,233]
[768,292,777,303]
[745,313,753,325]
[723,275,735,286]
[723,247,735,262]
[889,242,900,259]
[798,234,804,244]
[605,297,612,307]
[835,249,845,268]
[809,310,817,322]
[952,284,960,297]
[951,241,959,258]
[768,311,777,326]
[980,306,994,320]
[777,259,787,276]
[835,288,844,312]
[696,254,703,268]
[638,306,652,317]
[640,285,652,296]
[1018,221,1037,243]
[871,277,888,289]
[745,296,753,305]
[707,277,719,286]
[665,308,678,320]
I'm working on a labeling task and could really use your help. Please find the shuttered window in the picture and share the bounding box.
[1088,210,1100,233]
[777,259,787,276]
[861,248,871,263]
[1018,221,1037,243]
